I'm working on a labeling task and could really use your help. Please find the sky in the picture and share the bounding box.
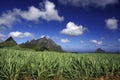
[0,0,120,52]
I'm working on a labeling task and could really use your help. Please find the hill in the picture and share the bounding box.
[20,37,63,52]
[0,36,17,48]
[95,48,105,53]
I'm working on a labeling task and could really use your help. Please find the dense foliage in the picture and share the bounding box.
[0,48,120,80]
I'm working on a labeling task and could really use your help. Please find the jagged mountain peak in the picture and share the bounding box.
[5,36,17,44]
[6,36,14,41]
[0,36,17,47]
[20,37,63,52]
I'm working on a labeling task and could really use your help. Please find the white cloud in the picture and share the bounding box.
[41,1,64,21]
[20,6,42,21]
[0,33,5,41]
[0,9,20,28]
[90,40,102,45]
[105,17,119,30]
[9,31,34,38]
[0,1,64,28]
[61,38,70,43]
[59,0,119,7]
[19,1,64,21]
[61,22,87,36]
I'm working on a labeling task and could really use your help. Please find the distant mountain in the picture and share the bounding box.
[95,48,105,53]
[20,37,63,52]
[5,36,16,42]
[0,36,17,48]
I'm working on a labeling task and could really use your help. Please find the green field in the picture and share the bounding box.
[0,48,120,80]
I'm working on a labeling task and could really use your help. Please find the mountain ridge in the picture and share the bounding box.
[20,37,63,52]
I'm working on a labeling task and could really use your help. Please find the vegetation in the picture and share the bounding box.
[0,48,120,80]
[20,37,63,52]
[0,36,17,48]
[20,43,50,51]
[0,41,16,47]
[0,36,63,52]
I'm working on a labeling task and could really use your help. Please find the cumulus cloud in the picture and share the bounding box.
[0,1,64,28]
[20,1,64,21]
[105,17,119,30]
[61,22,87,36]
[0,33,5,41]
[90,40,102,45]
[9,31,34,38]
[59,0,119,7]
[61,38,70,43]
[0,9,20,28]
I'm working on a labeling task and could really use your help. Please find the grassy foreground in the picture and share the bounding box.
[0,48,120,80]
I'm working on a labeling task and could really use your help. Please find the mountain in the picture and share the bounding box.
[20,37,63,52]
[5,36,16,42]
[95,48,105,53]
[0,36,17,48]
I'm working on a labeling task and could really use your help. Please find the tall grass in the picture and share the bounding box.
[0,48,120,80]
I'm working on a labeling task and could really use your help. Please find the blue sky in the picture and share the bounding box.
[0,0,120,52]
